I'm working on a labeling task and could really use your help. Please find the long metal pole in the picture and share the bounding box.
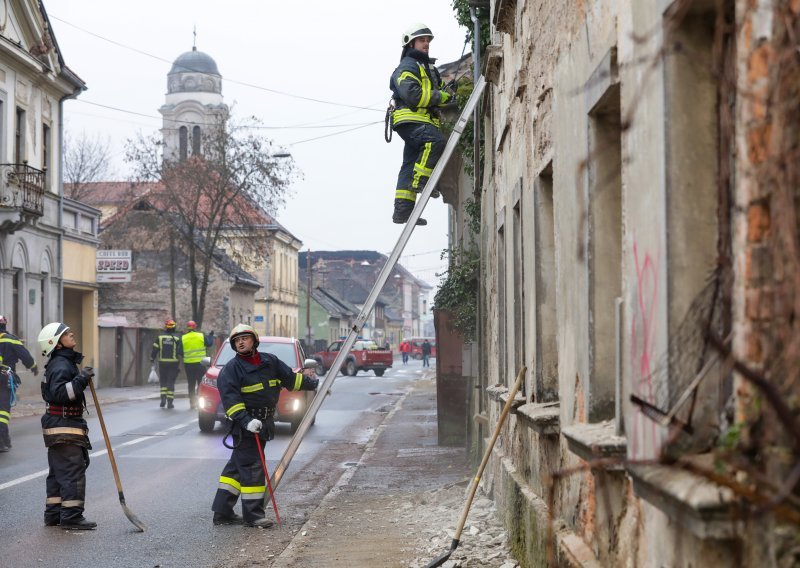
[305,250,312,347]
[270,77,487,490]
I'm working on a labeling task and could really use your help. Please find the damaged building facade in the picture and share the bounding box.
[465,0,800,565]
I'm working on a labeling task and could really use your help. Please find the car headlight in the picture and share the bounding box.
[198,396,208,410]
[292,399,301,412]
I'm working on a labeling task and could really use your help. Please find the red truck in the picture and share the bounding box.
[313,339,393,377]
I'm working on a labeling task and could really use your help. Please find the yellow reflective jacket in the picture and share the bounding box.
[390,48,448,129]
[181,331,206,363]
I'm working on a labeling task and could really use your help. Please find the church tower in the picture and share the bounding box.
[159,46,228,162]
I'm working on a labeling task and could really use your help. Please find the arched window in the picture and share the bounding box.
[192,126,201,155]
[179,126,188,161]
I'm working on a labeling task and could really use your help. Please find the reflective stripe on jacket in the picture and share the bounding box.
[390,49,447,129]
[152,334,182,362]
[181,331,206,363]
[217,352,312,430]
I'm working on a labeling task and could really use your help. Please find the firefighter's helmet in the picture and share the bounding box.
[228,324,259,350]
[401,23,434,47]
[187,320,197,329]
[164,319,176,330]
[38,322,70,357]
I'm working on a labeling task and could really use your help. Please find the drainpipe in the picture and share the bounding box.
[58,89,80,320]
[469,6,481,201]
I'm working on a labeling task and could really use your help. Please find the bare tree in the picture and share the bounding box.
[125,114,298,328]
[64,131,112,200]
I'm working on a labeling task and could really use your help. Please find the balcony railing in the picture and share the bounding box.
[0,163,45,216]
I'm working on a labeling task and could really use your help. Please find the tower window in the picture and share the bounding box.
[192,126,201,155]
[179,126,188,161]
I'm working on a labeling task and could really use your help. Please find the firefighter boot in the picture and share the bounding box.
[213,512,244,525]
[167,398,174,410]
[245,518,274,529]
[60,517,97,530]
[392,199,427,226]
[160,395,166,408]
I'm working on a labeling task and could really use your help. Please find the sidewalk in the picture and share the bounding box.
[11,382,170,419]
[269,375,519,568]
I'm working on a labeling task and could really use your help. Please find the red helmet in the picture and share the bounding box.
[0,315,6,325]
[164,319,176,330]
[187,320,197,329]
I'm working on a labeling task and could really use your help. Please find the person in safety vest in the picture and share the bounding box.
[182,320,207,409]
[37,322,97,530]
[0,315,38,451]
[151,319,183,409]
[211,324,318,528]
[389,23,454,226]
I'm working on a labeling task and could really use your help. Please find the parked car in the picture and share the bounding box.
[312,339,393,377]
[197,336,316,434]
[409,337,437,360]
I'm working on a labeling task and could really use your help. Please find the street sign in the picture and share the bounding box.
[96,250,132,273]
[97,273,132,283]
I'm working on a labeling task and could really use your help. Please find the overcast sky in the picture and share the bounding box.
[49,1,472,293]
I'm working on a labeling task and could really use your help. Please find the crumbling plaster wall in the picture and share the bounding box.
[483,0,744,566]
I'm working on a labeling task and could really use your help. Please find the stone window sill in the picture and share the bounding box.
[561,421,627,470]
[516,402,560,435]
[627,454,741,540]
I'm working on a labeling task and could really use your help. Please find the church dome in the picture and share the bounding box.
[167,47,222,95]
[169,47,220,76]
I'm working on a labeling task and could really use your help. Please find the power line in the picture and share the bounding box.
[50,14,384,113]
[288,121,381,146]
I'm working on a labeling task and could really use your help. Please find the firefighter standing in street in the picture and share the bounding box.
[37,322,97,530]
[181,320,207,410]
[211,324,318,527]
[151,319,182,409]
[389,23,453,226]
[0,315,38,451]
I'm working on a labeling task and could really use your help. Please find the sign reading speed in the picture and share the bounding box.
[96,250,132,272]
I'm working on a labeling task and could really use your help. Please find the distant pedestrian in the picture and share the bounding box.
[400,340,410,365]
[151,319,182,409]
[181,320,206,410]
[37,322,97,530]
[0,315,38,452]
[421,339,431,368]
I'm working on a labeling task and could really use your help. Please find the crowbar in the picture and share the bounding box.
[425,366,526,568]
[254,432,281,527]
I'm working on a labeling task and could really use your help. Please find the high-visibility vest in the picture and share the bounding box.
[181,331,206,363]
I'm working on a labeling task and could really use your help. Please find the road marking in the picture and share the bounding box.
[0,420,197,491]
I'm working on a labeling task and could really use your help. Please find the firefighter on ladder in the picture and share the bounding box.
[151,319,182,409]
[0,315,38,452]
[389,23,453,226]
[211,324,318,527]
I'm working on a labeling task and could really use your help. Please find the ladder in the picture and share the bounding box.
[270,76,487,490]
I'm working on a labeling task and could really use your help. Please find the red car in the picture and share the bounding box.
[197,336,317,434]
[409,337,437,360]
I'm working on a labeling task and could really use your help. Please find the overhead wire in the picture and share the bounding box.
[49,14,383,113]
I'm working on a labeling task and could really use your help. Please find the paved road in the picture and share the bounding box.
[0,361,431,568]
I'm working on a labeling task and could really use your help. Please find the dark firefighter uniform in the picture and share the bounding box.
[390,46,451,224]
[41,346,92,526]
[212,352,318,524]
[151,331,182,408]
[0,331,38,450]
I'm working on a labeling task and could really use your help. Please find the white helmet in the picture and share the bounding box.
[401,23,434,47]
[228,324,259,350]
[38,322,70,357]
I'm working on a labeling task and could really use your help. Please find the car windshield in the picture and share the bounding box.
[214,341,298,368]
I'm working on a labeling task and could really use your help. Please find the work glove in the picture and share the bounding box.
[31,364,39,377]
[306,377,319,391]
[438,90,451,105]
[246,419,262,433]
[82,366,95,379]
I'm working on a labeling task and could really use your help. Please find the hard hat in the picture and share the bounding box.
[0,315,6,325]
[187,320,197,329]
[38,322,70,357]
[401,23,434,47]
[229,324,259,350]
[165,319,176,330]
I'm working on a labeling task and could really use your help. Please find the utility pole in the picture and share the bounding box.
[306,250,312,348]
